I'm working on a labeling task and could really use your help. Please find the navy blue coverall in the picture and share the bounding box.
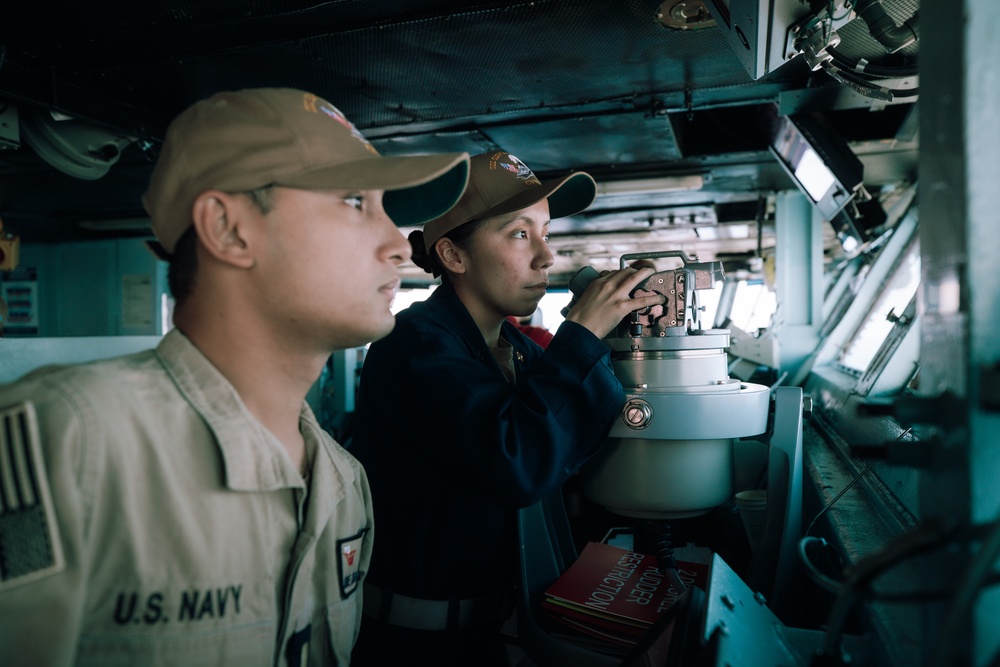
[350,281,625,666]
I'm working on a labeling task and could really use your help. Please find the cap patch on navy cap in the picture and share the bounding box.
[0,401,65,591]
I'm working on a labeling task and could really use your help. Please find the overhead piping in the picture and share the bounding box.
[795,0,920,101]
[853,0,919,53]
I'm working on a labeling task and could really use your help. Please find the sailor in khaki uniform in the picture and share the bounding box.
[0,87,470,666]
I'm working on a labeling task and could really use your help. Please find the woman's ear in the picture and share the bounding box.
[190,191,256,269]
[435,237,467,275]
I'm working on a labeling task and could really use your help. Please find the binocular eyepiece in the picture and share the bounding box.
[560,265,601,318]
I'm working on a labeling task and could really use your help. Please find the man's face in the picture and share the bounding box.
[247,186,412,351]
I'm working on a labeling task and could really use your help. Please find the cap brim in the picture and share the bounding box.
[470,171,597,223]
[278,152,470,226]
[382,155,470,226]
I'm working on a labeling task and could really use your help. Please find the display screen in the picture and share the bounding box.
[793,147,836,202]
[768,110,860,220]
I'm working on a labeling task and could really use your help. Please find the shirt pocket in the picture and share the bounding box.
[75,618,277,666]
[76,578,278,666]
[323,595,361,666]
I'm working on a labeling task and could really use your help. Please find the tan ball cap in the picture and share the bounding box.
[421,151,596,251]
[142,87,470,254]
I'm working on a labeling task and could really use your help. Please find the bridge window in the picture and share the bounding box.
[837,240,920,375]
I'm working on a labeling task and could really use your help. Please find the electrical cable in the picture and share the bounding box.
[799,432,905,597]
[821,62,896,101]
[826,0,854,23]
[928,515,1000,667]
[641,519,687,595]
[802,524,1000,602]
[799,536,845,593]
[827,46,918,78]
[811,0,920,101]
[819,518,963,663]
[794,366,997,666]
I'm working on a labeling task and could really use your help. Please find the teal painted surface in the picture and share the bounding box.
[4,238,168,337]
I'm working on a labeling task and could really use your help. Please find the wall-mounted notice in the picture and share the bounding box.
[1,267,39,336]
[122,273,154,328]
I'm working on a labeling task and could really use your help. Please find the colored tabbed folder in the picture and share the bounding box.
[540,541,710,656]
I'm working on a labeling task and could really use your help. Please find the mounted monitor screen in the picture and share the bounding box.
[793,147,837,202]
[765,106,864,222]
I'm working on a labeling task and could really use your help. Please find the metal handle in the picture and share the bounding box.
[619,250,697,269]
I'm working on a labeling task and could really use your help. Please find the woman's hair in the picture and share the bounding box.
[408,217,487,280]
[167,185,275,305]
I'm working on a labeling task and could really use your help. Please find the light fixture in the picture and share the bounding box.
[595,174,705,197]
[20,108,135,181]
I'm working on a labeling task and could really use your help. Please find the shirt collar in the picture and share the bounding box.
[154,328,347,493]
[425,282,535,363]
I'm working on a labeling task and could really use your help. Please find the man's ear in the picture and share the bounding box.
[435,237,467,275]
[190,191,256,268]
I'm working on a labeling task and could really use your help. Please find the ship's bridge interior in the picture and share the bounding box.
[0,0,997,665]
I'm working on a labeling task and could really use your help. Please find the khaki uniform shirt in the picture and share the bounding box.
[0,329,373,666]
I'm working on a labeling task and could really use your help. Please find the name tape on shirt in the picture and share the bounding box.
[0,401,66,591]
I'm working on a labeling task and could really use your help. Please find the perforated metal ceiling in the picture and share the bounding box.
[0,0,919,274]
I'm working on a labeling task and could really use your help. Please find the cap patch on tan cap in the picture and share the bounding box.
[142,87,469,255]
[303,93,377,155]
[490,153,541,185]
[421,150,596,252]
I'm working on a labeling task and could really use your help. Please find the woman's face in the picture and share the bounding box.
[454,198,554,322]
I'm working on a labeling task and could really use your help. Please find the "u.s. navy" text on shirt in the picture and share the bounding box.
[113,585,243,625]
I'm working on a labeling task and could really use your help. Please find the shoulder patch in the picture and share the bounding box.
[0,401,66,591]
